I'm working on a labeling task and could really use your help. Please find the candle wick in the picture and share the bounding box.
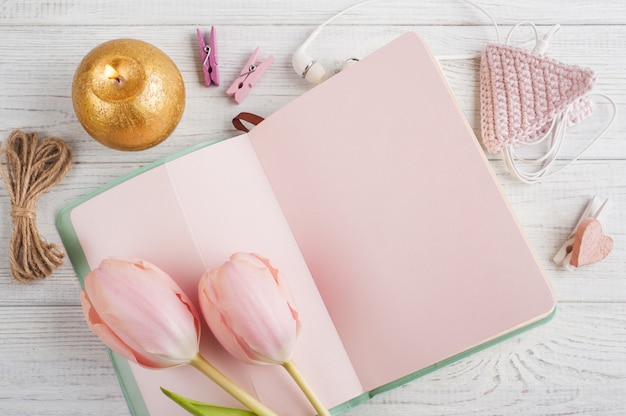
[105,65,125,89]
[111,75,125,90]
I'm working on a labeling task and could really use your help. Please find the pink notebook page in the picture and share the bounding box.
[249,32,556,391]
[70,136,363,415]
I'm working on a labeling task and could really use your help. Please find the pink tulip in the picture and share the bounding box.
[80,257,279,416]
[81,257,200,368]
[199,253,329,416]
[198,252,301,365]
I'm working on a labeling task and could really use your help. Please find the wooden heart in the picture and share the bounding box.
[570,218,613,267]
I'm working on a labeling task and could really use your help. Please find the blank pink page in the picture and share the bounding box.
[249,32,556,391]
[70,136,363,415]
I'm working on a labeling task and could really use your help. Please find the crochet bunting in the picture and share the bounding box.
[480,43,596,153]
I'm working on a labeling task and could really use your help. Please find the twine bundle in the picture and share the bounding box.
[0,130,72,283]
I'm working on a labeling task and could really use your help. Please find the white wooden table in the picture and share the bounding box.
[1,1,625,415]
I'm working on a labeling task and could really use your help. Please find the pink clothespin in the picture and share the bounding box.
[226,48,274,104]
[197,27,219,86]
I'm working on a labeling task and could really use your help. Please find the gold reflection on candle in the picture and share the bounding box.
[72,39,185,151]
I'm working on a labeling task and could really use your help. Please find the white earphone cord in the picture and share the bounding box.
[500,23,617,184]
[502,93,617,184]
[309,0,501,45]
[294,0,539,80]
[301,2,616,183]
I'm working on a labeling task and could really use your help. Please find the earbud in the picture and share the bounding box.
[292,0,504,85]
[338,58,360,72]
[292,26,328,84]
[292,44,326,84]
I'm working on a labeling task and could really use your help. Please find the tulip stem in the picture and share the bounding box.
[190,353,279,416]
[282,360,331,416]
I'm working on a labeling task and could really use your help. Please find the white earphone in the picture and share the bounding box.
[292,2,617,184]
[292,25,328,84]
[292,0,502,84]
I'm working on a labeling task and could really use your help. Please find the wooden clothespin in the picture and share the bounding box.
[197,27,219,86]
[226,48,274,104]
[553,196,613,269]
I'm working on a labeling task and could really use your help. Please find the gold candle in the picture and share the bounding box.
[72,39,185,151]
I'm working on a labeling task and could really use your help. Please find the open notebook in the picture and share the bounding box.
[57,32,556,416]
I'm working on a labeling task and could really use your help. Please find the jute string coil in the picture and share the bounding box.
[0,130,73,283]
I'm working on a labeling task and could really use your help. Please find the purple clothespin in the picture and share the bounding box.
[226,48,274,104]
[197,27,219,86]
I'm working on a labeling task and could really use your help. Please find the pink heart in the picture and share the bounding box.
[570,218,613,267]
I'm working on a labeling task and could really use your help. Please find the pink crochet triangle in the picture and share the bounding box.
[480,43,596,153]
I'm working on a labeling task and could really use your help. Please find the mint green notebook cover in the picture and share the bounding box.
[57,33,558,416]
[57,140,221,416]
[57,138,555,416]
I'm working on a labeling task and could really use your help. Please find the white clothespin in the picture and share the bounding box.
[553,196,610,269]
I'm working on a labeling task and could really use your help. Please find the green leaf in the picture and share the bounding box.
[161,387,256,416]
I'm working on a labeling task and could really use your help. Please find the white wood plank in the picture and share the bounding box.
[0,0,624,26]
[0,0,624,414]
[0,160,623,306]
[0,303,623,416]
[0,306,130,416]
[349,303,626,415]
[0,25,623,164]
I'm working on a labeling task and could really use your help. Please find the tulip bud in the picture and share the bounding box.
[81,257,280,416]
[199,253,330,416]
[198,252,301,365]
[80,257,201,368]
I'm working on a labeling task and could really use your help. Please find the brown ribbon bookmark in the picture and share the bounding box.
[232,112,265,133]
